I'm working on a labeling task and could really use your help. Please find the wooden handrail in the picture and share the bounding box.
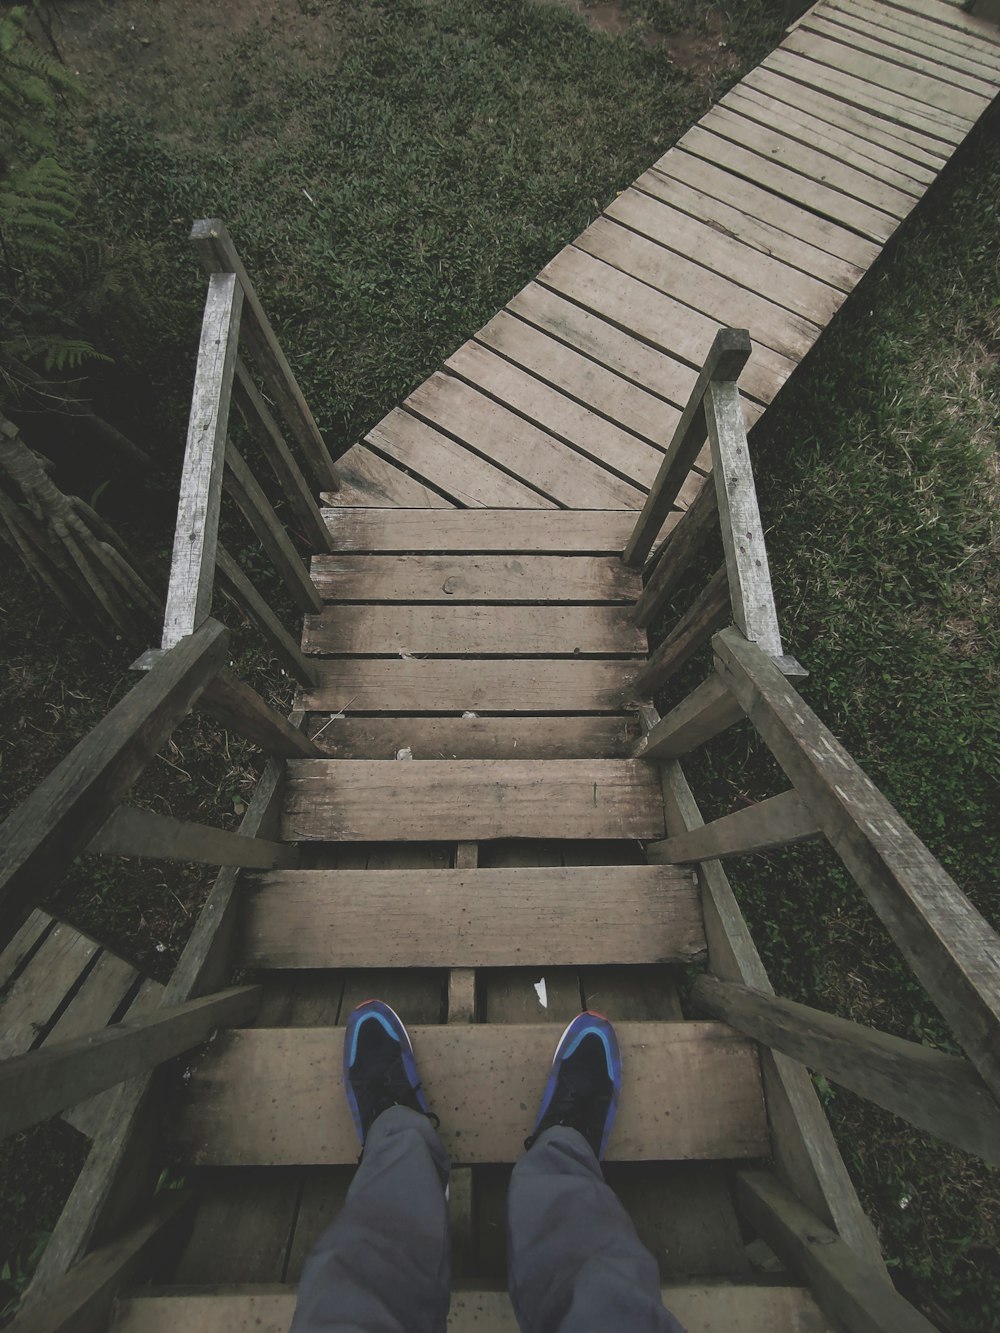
[692,976,1000,1163]
[647,787,821,863]
[623,327,751,568]
[0,620,230,951]
[712,626,1000,1104]
[161,273,243,651]
[86,805,296,869]
[190,218,340,492]
[0,985,261,1141]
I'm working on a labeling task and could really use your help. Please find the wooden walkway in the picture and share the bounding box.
[114,0,999,1328]
[329,0,1000,517]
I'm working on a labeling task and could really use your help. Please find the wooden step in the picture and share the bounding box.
[281,759,665,842]
[322,507,639,553]
[240,865,704,969]
[302,603,647,655]
[176,1022,768,1166]
[297,658,644,714]
[310,554,641,603]
[112,1283,832,1331]
[304,715,642,759]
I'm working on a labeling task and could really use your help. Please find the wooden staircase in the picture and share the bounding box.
[139,507,792,1327]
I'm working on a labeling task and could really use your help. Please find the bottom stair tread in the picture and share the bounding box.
[176,1022,768,1166]
[112,1284,832,1331]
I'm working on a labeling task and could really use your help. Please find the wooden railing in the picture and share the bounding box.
[624,327,803,701]
[160,219,340,688]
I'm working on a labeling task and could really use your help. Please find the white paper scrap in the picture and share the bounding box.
[534,977,548,1008]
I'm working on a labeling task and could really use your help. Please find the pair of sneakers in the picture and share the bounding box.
[345,1000,622,1159]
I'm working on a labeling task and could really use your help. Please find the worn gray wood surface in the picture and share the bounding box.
[630,565,730,698]
[216,544,318,687]
[714,627,1000,1103]
[86,804,296,870]
[162,274,243,650]
[634,675,744,760]
[647,788,821,863]
[632,476,717,629]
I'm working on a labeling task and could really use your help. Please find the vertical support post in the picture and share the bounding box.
[162,273,243,650]
[190,219,340,492]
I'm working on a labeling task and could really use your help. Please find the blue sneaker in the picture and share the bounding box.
[343,1000,435,1146]
[526,1011,622,1159]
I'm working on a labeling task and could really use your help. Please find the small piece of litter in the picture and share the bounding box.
[462,711,478,718]
[534,977,548,1009]
[395,747,413,761]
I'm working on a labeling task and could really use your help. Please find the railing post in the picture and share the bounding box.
[161,273,243,650]
[623,327,751,569]
[190,218,341,492]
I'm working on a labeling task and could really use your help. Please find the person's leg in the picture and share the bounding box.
[507,1013,685,1333]
[291,1001,451,1333]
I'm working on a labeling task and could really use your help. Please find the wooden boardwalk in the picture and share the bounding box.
[329,0,1000,517]
[96,1,1000,1328]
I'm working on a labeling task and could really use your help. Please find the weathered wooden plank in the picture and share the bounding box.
[507,283,698,410]
[764,47,966,144]
[660,759,887,1271]
[232,361,333,553]
[368,410,554,509]
[607,187,845,325]
[240,865,702,968]
[305,714,640,759]
[537,247,794,407]
[624,328,748,569]
[223,442,322,615]
[633,473,718,626]
[281,759,666,842]
[721,87,928,194]
[576,216,822,361]
[45,952,138,1047]
[310,553,640,604]
[173,1170,302,1284]
[302,603,647,656]
[879,0,1000,45]
[693,975,1000,1163]
[0,910,53,990]
[630,565,731,698]
[701,105,918,219]
[656,148,880,268]
[178,1022,768,1165]
[742,66,947,171]
[110,1282,834,1331]
[161,273,243,650]
[713,628,1000,1102]
[633,165,862,292]
[406,374,644,509]
[705,378,783,655]
[0,986,260,1140]
[826,0,1000,75]
[322,442,453,509]
[474,310,684,448]
[321,506,637,553]
[0,622,230,951]
[86,804,295,870]
[8,1192,194,1333]
[191,219,339,492]
[634,676,744,761]
[802,9,998,93]
[735,1170,936,1333]
[446,341,665,489]
[216,544,317,688]
[784,23,991,120]
[24,740,291,1301]
[0,924,100,1059]
[648,788,821,862]
[679,125,900,246]
[200,670,319,759]
[298,657,642,714]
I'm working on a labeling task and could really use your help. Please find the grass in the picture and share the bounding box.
[662,110,1000,1330]
[0,0,996,1323]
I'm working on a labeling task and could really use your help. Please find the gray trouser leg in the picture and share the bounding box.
[290,1106,451,1333]
[507,1127,686,1333]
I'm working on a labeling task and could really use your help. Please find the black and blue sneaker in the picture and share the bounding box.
[526,1011,622,1160]
[343,999,436,1146]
